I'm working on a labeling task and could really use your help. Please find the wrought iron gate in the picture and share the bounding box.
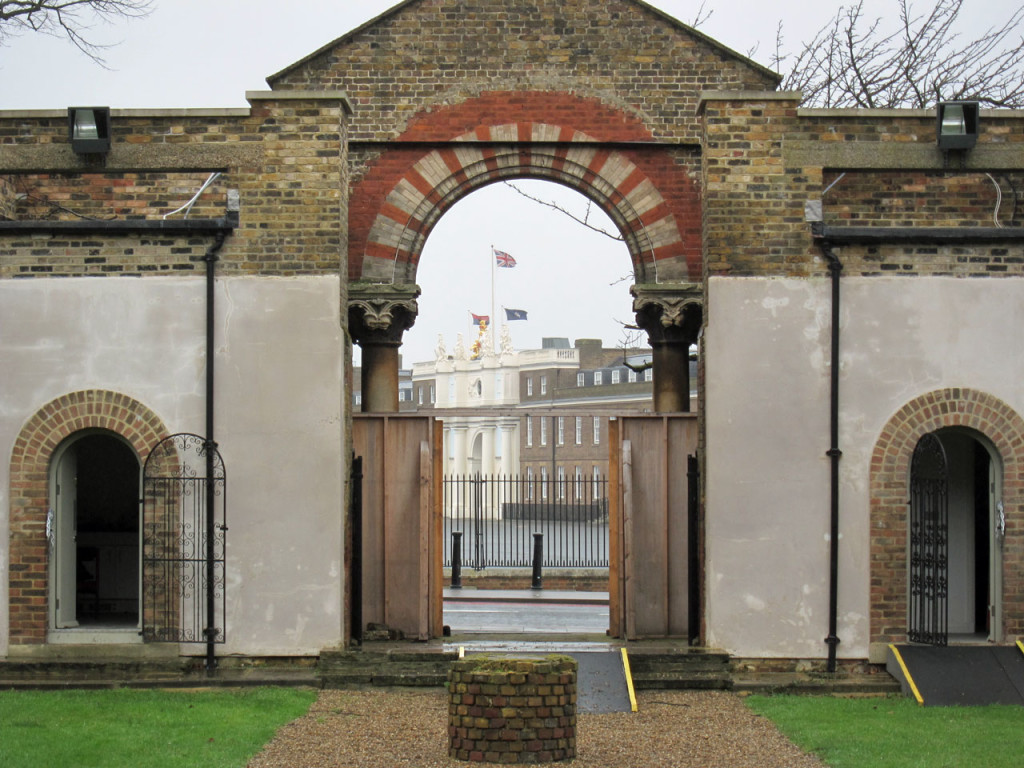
[908,432,948,645]
[142,433,227,644]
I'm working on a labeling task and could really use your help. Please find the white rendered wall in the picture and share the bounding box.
[0,275,345,657]
[705,276,1024,659]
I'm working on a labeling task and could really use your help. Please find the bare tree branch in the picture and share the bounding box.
[0,0,152,66]
[780,0,1024,108]
[502,181,624,242]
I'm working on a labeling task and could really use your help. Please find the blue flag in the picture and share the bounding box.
[505,308,528,321]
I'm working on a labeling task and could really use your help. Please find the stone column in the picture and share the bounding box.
[631,283,703,413]
[348,283,420,413]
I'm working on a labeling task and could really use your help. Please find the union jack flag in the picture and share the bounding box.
[493,248,517,268]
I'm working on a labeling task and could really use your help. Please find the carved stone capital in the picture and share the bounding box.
[630,283,703,342]
[348,282,421,345]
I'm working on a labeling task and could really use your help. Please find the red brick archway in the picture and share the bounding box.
[348,92,702,284]
[869,388,1024,645]
[8,390,170,644]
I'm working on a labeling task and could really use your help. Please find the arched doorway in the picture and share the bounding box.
[51,431,141,634]
[909,428,1002,644]
[869,388,1024,649]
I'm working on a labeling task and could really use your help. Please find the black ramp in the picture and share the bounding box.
[894,645,1024,706]
[570,651,634,714]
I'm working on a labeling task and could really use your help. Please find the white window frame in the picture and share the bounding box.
[541,467,548,500]
[540,375,547,395]
[574,416,582,445]
[628,369,637,383]
[611,369,621,384]
[557,466,566,499]
[526,467,534,500]
[577,372,585,387]
[527,377,533,396]
[574,466,582,500]
[593,416,600,445]
[644,368,653,382]
[526,416,533,447]
[594,371,603,385]
[540,417,547,446]
[557,416,564,445]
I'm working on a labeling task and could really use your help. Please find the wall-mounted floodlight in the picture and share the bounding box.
[68,107,112,155]
[936,101,979,151]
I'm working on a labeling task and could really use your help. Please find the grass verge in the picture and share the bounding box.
[747,694,1024,768]
[0,687,316,768]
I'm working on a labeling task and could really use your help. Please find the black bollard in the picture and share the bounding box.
[450,531,463,588]
[531,532,544,590]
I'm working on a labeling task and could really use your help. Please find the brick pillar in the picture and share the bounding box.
[631,283,703,413]
[348,283,420,413]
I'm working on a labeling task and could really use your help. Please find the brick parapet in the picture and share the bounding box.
[448,654,577,764]
[269,0,777,144]
[0,94,348,278]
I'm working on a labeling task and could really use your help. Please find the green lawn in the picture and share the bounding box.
[0,687,316,768]
[748,695,1024,768]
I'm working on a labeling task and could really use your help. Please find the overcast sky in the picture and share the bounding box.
[2,1,1016,364]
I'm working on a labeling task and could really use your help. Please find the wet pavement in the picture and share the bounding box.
[442,588,609,634]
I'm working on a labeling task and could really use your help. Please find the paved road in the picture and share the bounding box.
[443,589,609,634]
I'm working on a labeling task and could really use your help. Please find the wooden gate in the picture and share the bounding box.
[610,414,699,640]
[351,414,442,641]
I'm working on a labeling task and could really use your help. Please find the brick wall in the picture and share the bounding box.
[271,0,778,143]
[0,94,348,279]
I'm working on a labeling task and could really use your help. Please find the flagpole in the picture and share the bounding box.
[490,244,497,352]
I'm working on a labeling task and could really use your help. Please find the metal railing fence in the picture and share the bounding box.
[443,473,609,569]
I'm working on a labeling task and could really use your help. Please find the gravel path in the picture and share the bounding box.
[248,689,825,768]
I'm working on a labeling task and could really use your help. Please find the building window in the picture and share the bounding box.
[593,416,600,445]
[575,416,582,445]
[557,416,564,445]
[430,384,435,403]
[594,371,603,385]
[527,377,533,396]
[527,467,534,500]
[628,369,637,383]
[540,418,547,446]
[526,416,533,447]
[592,465,601,497]
[541,467,548,500]
[574,466,582,500]
[577,372,585,387]
[418,386,423,405]
[540,375,547,395]
[557,466,566,499]
[644,368,653,382]
[611,369,621,384]
[355,392,362,405]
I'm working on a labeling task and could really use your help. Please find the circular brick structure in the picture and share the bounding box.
[448,654,577,764]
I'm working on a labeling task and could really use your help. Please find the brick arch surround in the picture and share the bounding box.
[869,388,1024,644]
[348,93,702,284]
[7,390,171,644]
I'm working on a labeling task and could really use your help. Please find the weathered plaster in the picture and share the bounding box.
[705,275,1024,659]
[1,275,344,656]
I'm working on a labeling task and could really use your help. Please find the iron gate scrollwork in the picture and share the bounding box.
[142,433,226,644]
[908,432,948,646]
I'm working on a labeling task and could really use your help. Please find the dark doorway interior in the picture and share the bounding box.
[74,434,140,626]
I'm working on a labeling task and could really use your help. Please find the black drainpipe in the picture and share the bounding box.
[203,230,227,675]
[814,226,842,674]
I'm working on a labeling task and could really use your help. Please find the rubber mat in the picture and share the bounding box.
[888,645,1024,706]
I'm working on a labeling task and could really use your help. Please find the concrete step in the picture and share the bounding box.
[319,647,459,688]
